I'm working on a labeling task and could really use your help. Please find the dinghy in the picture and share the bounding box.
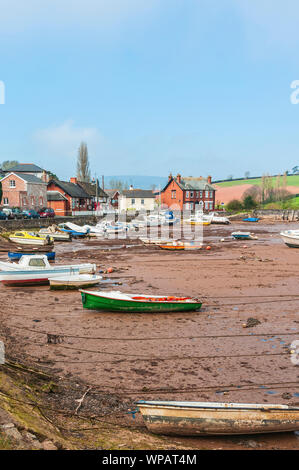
[80,290,202,312]
[57,223,88,237]
[232,232,258,240]
[49,274,102,290]
[8,251,55,261]
[159,241,203,250]
[243,217,260,222]
[39,227,72,242]
[137,400,299,436]
[280,230,299,248]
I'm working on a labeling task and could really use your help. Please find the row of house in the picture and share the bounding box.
[0,164,217,215]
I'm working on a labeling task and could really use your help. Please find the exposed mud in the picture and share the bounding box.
[0,220,298,449]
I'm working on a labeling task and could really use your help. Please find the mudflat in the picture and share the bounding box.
[0,220,298,450]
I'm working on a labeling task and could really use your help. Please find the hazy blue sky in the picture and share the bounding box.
[1,0,299,180]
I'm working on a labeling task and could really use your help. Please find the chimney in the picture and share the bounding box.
[41,170,49,183]
[168,172,173,181]
[70,177,78,184]
[176,173,181,183]
[207,175,212,184]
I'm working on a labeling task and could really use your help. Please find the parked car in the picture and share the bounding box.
[11,208,24,219]
[2,208,14,219]
[0,210,8,220]
[38,207,55,218]
[22,209,40,219]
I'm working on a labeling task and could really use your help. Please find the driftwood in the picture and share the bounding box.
[75,387,92,415]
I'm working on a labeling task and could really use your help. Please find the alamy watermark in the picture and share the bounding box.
[0,81,5,104]
[290,340,299,365]
[0,341,4,364]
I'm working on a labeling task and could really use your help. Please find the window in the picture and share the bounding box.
[31,196,35,206]
[199,191,203,198]
[190,202,194,210]
[22,197,27,206]
[9,180,16,188]
[141,199,144,205]
[131,199,135,205]
[190,191,194,198]
[196,191,199,198]
[39,197,43,205]
[209,191,213,198]
[205,190,209,198]
[209,202,213,210]
[205,201,209,209]
[171,190,176,199]
[3,197,8,205]
[186,191,189,198]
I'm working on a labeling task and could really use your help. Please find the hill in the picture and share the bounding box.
[216,175,299,187]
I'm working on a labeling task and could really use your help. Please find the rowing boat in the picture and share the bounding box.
[232,232,258,240]
[8,251,56,261]
[280,230,299,248]
[80,290,202,312]
[49,274,102,290]
[137,401,299,436]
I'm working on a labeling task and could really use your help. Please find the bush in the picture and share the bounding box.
[243,195,257,210]
[226,199,243,211]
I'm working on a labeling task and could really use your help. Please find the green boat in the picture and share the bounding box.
[80,290,202,313]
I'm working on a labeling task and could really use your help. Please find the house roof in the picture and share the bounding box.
[121,189,155,199]
[105,189,119,195]
[6,163,44,173]
[47,191,68,201]
[48,179,91,198]
[178,177,216,191]
[77,181,108,198]
[162,176,216,192]
[1,172,46,185]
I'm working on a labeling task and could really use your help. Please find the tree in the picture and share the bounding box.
[0,180,2,204]
[76,142,91,182]
[226,199,243,211]
[108,179,129,191]
[1,160,19,170]
[243,195,257,210]
[292,166,299,174]
[244,171,250,179]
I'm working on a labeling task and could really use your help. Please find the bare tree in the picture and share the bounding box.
[77,142,91,182]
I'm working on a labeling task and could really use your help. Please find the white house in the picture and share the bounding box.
[118,189,156,212]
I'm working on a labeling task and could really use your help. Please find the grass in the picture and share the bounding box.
[216,175,299,188]
[262,196,299,210]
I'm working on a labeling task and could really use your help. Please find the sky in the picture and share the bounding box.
[1,0,299,181]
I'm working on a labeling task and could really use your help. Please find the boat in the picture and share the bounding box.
[185,214,212,226]
[8,251,56,261]
[210,212,230,224]
[159,241,203,250]
[280,230,299,248]
[9,231,54,245]
[139,237,178,245]
[49,274,102,290]
[57,223,88,237]
[80,290,202,312]
[232,232,258,240]
[39,226,72,242]
[243,217,260,222]
[0,254,96,286]
[136,401,299,436]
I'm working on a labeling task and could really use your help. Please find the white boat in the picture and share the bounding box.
[64,222,90,234]
[0,255,96,286]
[49,274,102,290]
[280,230,299,248]
[137,401,299,436]
[210,212,230,224]
[39,228,72,242]
[185,214,212,226]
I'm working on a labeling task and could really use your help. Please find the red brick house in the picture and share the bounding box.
[160,174,216,211]
[47,177,93,216]
[105,189,119,209]
[1,172,47,210]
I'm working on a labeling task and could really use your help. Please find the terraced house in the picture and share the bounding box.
[160,174,216,211]
[47,177,93,216]
[0,171,47,209]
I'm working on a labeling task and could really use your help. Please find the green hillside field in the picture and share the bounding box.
[216,175,299,187]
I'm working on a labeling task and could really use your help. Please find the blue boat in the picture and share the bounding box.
[243,217,259,222]
[232,232,257,240]
[8,251,56,261]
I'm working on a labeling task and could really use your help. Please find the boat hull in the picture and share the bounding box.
[80,291,202,312]
[138,403,299,436]
[9,237,49,245]
[8,251,55,261]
